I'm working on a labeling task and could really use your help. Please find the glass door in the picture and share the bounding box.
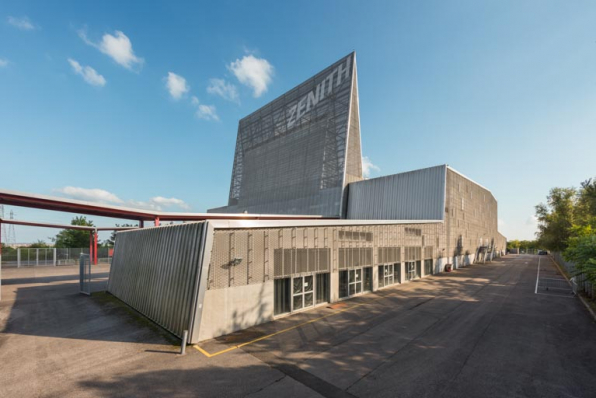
[292,275,314,311]
[383,264,394,286]
[406,261,416,281]
[348,268,362,295]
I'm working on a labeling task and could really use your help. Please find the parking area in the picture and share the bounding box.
[1,255,596,397]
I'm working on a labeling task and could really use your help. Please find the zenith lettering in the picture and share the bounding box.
[287,57,351,129]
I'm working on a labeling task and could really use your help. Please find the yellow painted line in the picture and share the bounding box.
[194,301,369,358]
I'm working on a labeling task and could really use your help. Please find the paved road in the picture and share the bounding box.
[1,255,595,397]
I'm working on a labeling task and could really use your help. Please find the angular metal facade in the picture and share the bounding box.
[210,52,362,217]
[107,222,207,340]
[346,165,447,220]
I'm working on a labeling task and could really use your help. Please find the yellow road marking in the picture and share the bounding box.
[193,301,369,358]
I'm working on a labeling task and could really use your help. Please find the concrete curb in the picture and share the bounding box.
[549,255,596,322]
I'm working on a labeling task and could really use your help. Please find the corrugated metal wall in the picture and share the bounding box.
[346,165,446,220]
[108,222,206,339]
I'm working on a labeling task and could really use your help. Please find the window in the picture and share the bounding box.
[274,278,291,315]
[316,273,330,304]
[379,263,399,287]
[292,275,314,311]
[406,261,421,281]
[349,268,363,295]
[424,259,433,275]
[364,267,372,292]
[339,267,372,298]
[339,271,349,298]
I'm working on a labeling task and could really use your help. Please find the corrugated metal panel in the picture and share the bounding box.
[108,222,205,339]
[347,165,447,220]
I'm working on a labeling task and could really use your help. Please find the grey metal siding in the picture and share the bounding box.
[346,165,447,220]
[108,222,206,339]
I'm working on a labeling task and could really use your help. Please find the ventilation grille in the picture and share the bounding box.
[338,247,373,269]
[378,247,401,264]
[404,246,422,261]
[273,248,331,278]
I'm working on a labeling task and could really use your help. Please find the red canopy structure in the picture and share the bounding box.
[0,189,324,265]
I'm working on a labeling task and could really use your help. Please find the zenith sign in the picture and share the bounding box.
[287,56,352,130]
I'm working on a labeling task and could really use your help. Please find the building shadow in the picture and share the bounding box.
[1,277,175,345]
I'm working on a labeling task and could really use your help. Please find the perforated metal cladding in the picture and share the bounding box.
[272,248,331,277]
[108,222,205,340]
[338,247,373,269]
[209,223,446,289]
[378,247,401,263]
[424,246,434,259]
[405,247,422,261]
[212,53,362,217]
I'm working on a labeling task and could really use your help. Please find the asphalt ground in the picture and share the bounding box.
[1,255,595,397]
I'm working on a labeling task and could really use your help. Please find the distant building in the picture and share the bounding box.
[109,53,506,344]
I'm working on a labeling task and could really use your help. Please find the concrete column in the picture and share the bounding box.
[372,264,379,291]
[330,269,339,302]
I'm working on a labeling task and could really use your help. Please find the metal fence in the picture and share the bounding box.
[552,252,594,299]
[0,247,113,267]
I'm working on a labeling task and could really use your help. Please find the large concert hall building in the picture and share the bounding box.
[109,52,506,343]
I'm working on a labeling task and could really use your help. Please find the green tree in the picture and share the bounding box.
[507,240,520,250]
[28,240,51,248]
[564,234,596,284]
[535,187,577,252]
[53,216,94,248]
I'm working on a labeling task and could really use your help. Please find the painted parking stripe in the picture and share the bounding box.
[535,257,541,294]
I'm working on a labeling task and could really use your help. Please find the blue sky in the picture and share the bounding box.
[1,0,595,243]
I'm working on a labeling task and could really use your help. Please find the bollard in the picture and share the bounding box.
[180,330,188,355]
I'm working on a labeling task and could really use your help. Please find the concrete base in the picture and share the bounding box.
[198,281,274,342]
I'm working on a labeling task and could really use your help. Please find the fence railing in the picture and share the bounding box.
[0,247,113,267]
[552,252,594,299]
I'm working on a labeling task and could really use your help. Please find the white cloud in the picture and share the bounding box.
[151,196,191,210]
[0,59,8,67]
[79,29,144,71]
[55,187,123,204]
[165,72,190,100]
[68,58,106,87]
[207,78,239,103]
[498,218,505,227]
[126,197,190,211]
[197,105,219,121]
[7,16,36,31]
[55,186,190,210]
[191,96,219,121]
[228,55,273,98]
[362,156,381,178]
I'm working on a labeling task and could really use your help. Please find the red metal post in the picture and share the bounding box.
[93,230,98,265]
[89,231,93,265]
[139,220,144,228]
[154,217,160,227]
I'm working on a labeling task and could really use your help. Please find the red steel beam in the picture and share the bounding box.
[0,218,136,231]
